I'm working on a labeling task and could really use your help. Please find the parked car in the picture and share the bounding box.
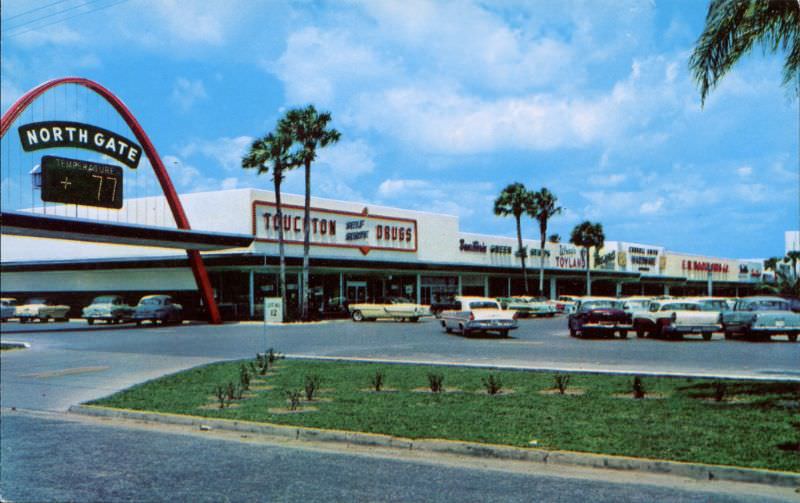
[348,297,430,322]
[133,295,183,326]
[721,296,800,342]
[620,297,653,316]
[430,296,460,318]
[82,295,135,325]
[16,298,70,323]
[1,298,18,322]
[555,295,580,313]
[440,296,518,337]
[567,297,632,338]
[633,300,721,340]
[496,297,557,317]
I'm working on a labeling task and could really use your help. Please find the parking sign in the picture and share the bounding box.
[264,298,283,323]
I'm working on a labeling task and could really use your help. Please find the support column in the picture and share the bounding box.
[549,277,557,300]
[615,281,622,297]
[484,276,489,297]
[457,275,463,295]
[735,286,739,297]
[664,284,670,296]
[339,272,344,300]
[507,277,511,296]
[249,269,255,319]
[416,273,421,304]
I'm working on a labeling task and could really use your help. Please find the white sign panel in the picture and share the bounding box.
[263,297,283,323]
[253,201,417,256]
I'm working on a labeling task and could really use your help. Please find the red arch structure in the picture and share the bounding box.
[1,77,222,324]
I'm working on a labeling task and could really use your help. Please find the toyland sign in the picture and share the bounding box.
[253,202,417,255]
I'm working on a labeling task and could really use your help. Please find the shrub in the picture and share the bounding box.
[482,374,503,395]
[712,381,727,402]
[632,376,646,399]
[286,390,302,411]
[371,370,385,392]
[304,374,321,401]
[240,364,251,391]
[553,374,570,395]
[428,373,444,393]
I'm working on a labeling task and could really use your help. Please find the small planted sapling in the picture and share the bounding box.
[712,381,727,402]
[428,373,444,393]
[371,370,385,392]
[215,385,227,409]
[482,374,503,395]
[632,376,646,399]
[286,390,302,411]
[304,374,321,401]
[553,374,570,395]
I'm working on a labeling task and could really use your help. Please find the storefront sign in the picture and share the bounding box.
[682,260,729,273]
[627,245,659,272]
[19,121,142,169]
[253,201,417,255]
[555,245,586,269]
[490,244,513,255]
[459,239,487,253]
[595,250,616,270]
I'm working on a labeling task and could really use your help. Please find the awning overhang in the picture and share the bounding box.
[1,211,254,251]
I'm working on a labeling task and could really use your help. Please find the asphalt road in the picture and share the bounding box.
[2,317,798,502]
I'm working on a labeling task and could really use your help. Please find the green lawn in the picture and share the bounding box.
[89,358,800,472]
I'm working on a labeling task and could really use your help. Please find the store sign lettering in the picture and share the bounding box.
[682,260,729,273]
[459,239,487,253]
[555,256,586,269]
[491,245,513,255]
[254,201,416,255]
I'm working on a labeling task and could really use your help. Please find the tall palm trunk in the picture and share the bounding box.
[301,160,311,320]
[538,220,546,296]
[584,247,591,295]
[516,216,528,294]
[274,175,287,321]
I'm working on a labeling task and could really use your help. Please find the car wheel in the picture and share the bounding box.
[635,325,646,338]
[445,326,453,334]
[499,329,509,338]
[410,317,419,323]
[618,330,628,339]
[789,332,798,342]
[723,330,733,339]
[20,318,27,324]
[702,332,712,341]
[136,320,142,327]
[569,325,577,337]
[351,310,364,322]
[87,319,94,325]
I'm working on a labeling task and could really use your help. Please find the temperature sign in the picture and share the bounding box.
[41,155,123,209]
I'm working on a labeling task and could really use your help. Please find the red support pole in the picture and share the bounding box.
[1,77,222,324]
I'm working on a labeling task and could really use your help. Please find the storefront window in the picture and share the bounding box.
[421,276,457,304]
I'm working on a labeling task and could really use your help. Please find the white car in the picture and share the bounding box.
[16,298,70,323]
[632,300,721,340]
[348,297,430,322]
[497,297,557,317]
[1,298,18,322]
[82,295,136,325]
[440,296,518,337]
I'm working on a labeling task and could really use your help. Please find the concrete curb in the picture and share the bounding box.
[0,341,30,349]
[69,404,800,488]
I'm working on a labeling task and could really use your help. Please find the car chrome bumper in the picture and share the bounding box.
[582,323,632,330]
[665,324,721,333]
[466,320,518,330]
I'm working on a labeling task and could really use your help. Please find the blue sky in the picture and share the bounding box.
[2,0,798,259]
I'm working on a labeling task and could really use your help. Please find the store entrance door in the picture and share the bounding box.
[346,281,367,303]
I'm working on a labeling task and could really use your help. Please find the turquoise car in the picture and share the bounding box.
[721,296,799,342]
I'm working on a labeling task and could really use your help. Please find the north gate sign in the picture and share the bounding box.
[253,201,418,255]
[19,120,142,169]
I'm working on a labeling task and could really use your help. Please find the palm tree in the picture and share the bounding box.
[282,105,341,321]
[570,221,605,296]
[529,188,562,297]
[689,0,800,105]
[787,250,800,278]
[242,128,294,320]
[548,233,561,244]
[494,183,534,294]
[764,256,781,273]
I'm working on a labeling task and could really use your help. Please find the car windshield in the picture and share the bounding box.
[92,296,118,304]
[469,301,499,309]
[25,298,47,305]
[624,300,649,309]
[740,300,789,311]
[698,300,727,311]
[140,298,162,306]
[390,298,411,304]
[1,299,17,306]
[661,303,700,311]
[581,300,618,310]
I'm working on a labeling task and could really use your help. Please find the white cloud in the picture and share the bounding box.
[10,25,84,47]
[588,174,626,187]
[171,78,208,111]
[180,136,253,172]
[639,197,664,215]
[315,140,375,177]
[376,178,494,218]
[736,166,753,177]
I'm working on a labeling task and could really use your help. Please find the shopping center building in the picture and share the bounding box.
[0,188,766,319]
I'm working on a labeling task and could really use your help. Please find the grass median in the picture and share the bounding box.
[89,357,800,472]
